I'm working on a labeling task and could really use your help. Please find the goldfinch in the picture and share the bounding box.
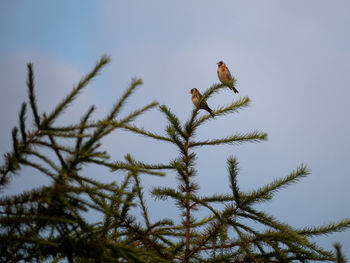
[189,88,214,117]
[217,61,239,93]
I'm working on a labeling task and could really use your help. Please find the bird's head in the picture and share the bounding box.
[217,61,224,67]
[189,88,198,95]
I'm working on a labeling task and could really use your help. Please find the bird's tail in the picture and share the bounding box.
[207,107,215,117]
[231,85,239,94]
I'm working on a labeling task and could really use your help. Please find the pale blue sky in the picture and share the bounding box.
[1,0,350,259]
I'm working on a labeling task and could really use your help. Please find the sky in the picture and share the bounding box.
[1,0,350,259]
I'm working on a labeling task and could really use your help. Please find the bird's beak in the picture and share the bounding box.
[188,91,191,94]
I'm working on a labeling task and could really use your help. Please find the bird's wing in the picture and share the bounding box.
[226,66,232,79]
[195,92,203,101]
[196,93,210,108]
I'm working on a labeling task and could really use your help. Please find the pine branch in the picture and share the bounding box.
[189,130,267,148]
[201,83,228,100]
[26,63,41,127]
[100,159,167,176]
[108,77,143,120]
[123,154,174,170]
[152,187,185,202]
[297,219,350,237]
[19,103,27,146]
[75,105,95,152]
[241,164,310,206]
[201,194,236,203]
[120,185,138,220]
[192,97,251,129]
[166,126,186,153]
[227,157,241,206]
[12,127,19,158]
[40,130,91,138]
[47,134,67,170]
[121,124,172,142]
[130,171,151,229]
[239,207,295,234]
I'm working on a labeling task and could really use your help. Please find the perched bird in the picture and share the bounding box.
[189,88,214,117]
[217,61,239,93]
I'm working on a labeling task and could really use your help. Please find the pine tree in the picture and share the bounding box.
[1,56,349,262]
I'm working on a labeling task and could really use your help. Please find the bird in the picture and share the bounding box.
[189,88,214,117]
[217,61,239,93]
